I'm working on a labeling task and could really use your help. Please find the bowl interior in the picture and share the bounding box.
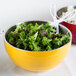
[5,21,72,51]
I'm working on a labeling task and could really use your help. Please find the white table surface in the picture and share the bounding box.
[0,0,76,76]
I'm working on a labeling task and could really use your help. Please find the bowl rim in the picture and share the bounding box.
[4,20,72,52]
[56,5,76,26]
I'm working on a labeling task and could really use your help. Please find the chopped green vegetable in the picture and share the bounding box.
[7,22,70,51]
[42,37,52,46]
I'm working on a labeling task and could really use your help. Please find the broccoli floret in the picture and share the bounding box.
[37,24,43,29]
[29,42,41,51]
[42,37,52,46]
[9,37,14,44]
[52,37,62,48]
[19,22,26,28]
[46,45,52,51]
[23,39,28,49]
[32,42,41,51]
[28,23,38,35]
[14,26,21,33]
[19,31,25,40]
[29,32,38,41]
[60,33,70,45]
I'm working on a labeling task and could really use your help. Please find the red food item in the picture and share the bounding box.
[57,16,76,43]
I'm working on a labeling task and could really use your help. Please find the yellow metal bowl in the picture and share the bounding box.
[4,21,72,72]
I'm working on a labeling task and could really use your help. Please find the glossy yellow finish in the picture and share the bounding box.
[4,40,71,72]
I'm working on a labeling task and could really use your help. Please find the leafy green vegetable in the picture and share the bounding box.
[46,44,52,51]
[7,22,70,51]
[42,37,52,46]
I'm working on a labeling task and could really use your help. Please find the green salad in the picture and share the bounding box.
[7,22,70,51]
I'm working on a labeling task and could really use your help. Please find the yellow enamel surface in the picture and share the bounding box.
[4,40,71,72]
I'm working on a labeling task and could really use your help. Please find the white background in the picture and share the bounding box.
[0,0,76,76]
